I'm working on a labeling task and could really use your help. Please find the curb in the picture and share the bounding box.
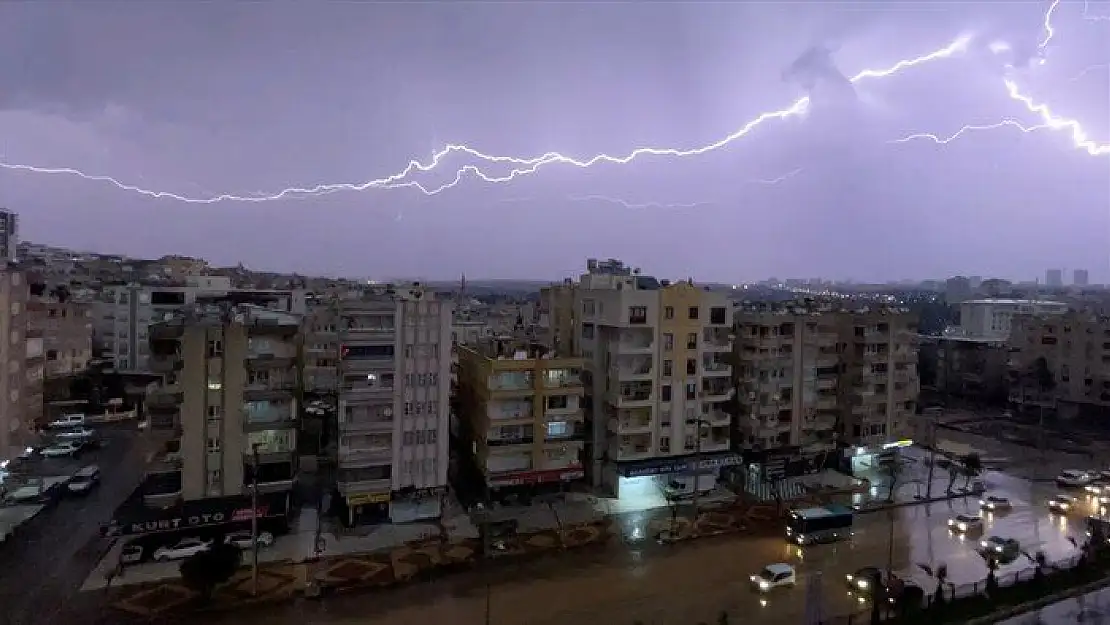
[854,490,985,515]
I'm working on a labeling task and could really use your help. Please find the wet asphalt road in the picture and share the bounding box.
[0,425,146,625]
[199,468,1091,625]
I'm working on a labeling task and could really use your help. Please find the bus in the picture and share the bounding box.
[786,504,854,546]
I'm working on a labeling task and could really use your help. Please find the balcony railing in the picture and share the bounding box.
[245,406,296,426]
[339,447,393,467]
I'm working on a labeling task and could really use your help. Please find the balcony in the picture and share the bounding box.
[244,403,296,428]
[147,389,182,410]
[816,356,838,368]
[244,379,295,402]
[617,328,654,354]
[614,445,653,461]
[802,412,837,431]
[702,328,731,352]
[613,355,653,380]
[141,469,182,508]
[343,414,394,433]
[702,357,731,377]
[489,373,534,397]
[342,322,395,343]
[487,435,534,448]
[608,414,653,434]
[339,446,393,468]
[341,375,394,400]
[698,436,730,453]
[817,376,836,390]
[702,409,731,426]
[541,369,583,390]
[488,403,534,424]
[816,395,837,410]
[338,478,393,495]
[342,355,395,374]
[613,383,653,407]
[701,380,733,401]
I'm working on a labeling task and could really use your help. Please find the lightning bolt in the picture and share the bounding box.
[566,196,713,210]
[0,37,971,204]
[1071,64,1109,81]
[892,1,1108,156]
[1037,0,1062,56]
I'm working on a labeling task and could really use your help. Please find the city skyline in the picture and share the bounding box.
[1,2,1107,281]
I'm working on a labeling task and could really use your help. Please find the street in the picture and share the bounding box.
[0,424,147,625]
[201,467,1088,625]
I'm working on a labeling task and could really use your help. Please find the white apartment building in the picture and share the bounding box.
[958,298,1068,340]
[333,285,452,525]
[571,259,734,501]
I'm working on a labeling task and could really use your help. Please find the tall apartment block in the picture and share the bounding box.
[571,259,733,499]
[0,269,35,459]
[455,340,586,499]
[733,305,919,475]
[333,286,452,525]
[1008,311,1110,420]
[118,303,299,535]
[27,284,93,379]
[0,209,18,263]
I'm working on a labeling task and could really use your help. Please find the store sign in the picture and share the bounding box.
[619,453,742,478]
[347,492,390,506]
[103,493,289,537]
[488,468,584,488]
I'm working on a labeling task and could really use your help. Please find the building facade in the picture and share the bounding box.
[1008,312,1110,421]
[455,340,586,499]
[0,210,18,264]
[333,286,452,525]
[0,269,34,458]
[570,259,734,499]
[27,286,93,379]
[958,298,1068,341]
[136,303,299,531]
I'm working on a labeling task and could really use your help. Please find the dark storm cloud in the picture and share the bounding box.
[0,1,1106,282]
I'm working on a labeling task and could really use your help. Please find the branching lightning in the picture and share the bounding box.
[892,0,1109,157]
[565,168,804,210]
[1071,64,1109,82]
[0,37,971,204]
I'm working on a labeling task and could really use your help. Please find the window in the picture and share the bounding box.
[207,438,221,452]
[9,303,18,316]
[206,340,223,358]
[663,359,673,377]
[661,385,672,402]
[710,307,727,324]
[207,405,222,419]
[664,333,674,351]
[582,299,596,315]
[428,429,438,444]
[404,402,413,415]
[664,306,674,320]
[404,431,415,445]
[686,359,696,375]
[207,470,222,486]
[660,436,670,452]
[628,306,647,325]
[688,306,699,320]
[686,333,698,349]
[685,382,697,400]
[46,349,57,361]
[582,323,595,340]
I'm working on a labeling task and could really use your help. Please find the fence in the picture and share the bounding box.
[818,552,1085,624]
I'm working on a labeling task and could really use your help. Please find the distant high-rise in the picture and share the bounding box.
[0,209,18,263]
[1074,269,1090,287]
[1046,269,1064,288]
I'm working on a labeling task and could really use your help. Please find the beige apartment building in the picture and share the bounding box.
[1008,311,1110,420]
[455,339,586,497]
[566,259,734,500]
[27,287,93,379]
[0,268,35,459]
[137,303,299,530]
[734,305,919,475]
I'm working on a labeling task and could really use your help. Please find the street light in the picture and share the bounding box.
[686,417,710,516]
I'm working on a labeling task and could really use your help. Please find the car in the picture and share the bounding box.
[750,563,796,592]
[979,536,1021,559]
[1057,470,1092,488]
[48,414,85,430]
[947,514,984,534]
[67,465,100,495]
[120,542,144,565]
[846,566,887,593]
[979,496,1012,511]
[224,530,275,550]
[1048,494,1079,513]
[55,428,96,440]
[41,442,81,458]
[152,538,213,562]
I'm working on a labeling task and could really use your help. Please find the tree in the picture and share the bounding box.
[179,542,242,601]
[884,458,904,504]
[962,453,983,490]
[933,563,949,607]
[1031,550,1047,585]
[945,462,960,495]
[985,557,999,595]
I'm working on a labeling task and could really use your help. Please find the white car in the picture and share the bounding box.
[979,496,1012,511]
[41,442,80,458]
[48,414,85,429]
[152,538,213,562]
[1057,471,1092,488]
[55,428,95,440]
[947,514,984,534]
[224,530,275,550]
[1048,494,1079,513]
[750,563,796,592]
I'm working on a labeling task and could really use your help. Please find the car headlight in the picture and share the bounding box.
[796,535,804,544]
[759,581,770,590]
[980,540,989,548]
[994,546,1003,552]
[1062,503,1070,509]
[750,575,759,583]
[947,519,955,526]
[846,574,854,581]
[987,504,995,510]
[857,580,869,589]
[958,523,968,531]
[979,500,986,506]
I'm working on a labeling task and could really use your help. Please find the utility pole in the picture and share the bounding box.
[924,409,939,500]
[251,442,261,596]
[689,418,706,516]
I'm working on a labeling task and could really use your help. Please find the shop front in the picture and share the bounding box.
[103,490,291,538]
[390,486,447,523]
[846,438,914,475]
[346,491,391,526]
[614,452,743,503]
[486,467,585,504]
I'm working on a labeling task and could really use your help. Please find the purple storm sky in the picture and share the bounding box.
[0,2,1107,283]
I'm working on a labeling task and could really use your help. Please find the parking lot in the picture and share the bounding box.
[0,422,150,625]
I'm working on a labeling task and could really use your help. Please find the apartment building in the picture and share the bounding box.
[537,279,577,356]
[0,209,18,263]
[958,298,1068,341]
[27,285,93,378]
[109,303,299,537]
[1008,311,1110,421]
[92,277,306,372]
[0,269,35,459]
[734,305,920,475]
[455,339,586,499]
[571,259,734,500]
[333,285,452,525]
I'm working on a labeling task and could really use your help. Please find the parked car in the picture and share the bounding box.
[152,538,213,562]
[846,566,890,593]
[1057,471,1092,488]
[224,530,275,550]
[750,563,796,592]
[979,536,1021,560]
[5,484,46,504]
[120,542,144,565]
[48,414,85,430]
[55,428,96,440]
[67,465,101,495]
[41,442,81,458]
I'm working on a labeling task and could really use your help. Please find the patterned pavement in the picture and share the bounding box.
[97,505,797,619]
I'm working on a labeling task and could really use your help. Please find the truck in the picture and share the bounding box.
[786,504,854,546]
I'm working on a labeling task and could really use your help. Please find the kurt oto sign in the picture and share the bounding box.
[107,506,268,537]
